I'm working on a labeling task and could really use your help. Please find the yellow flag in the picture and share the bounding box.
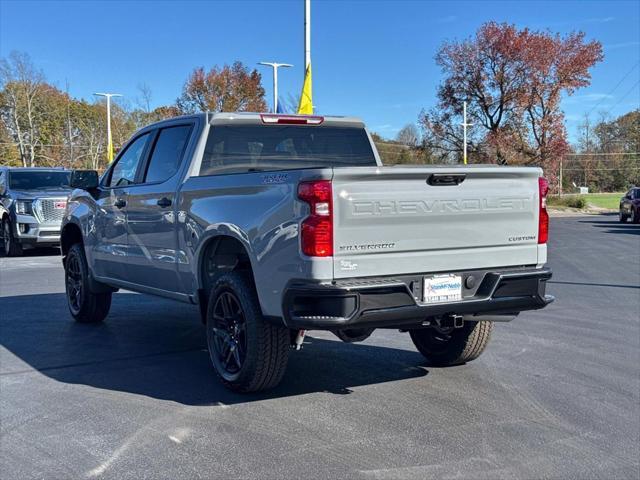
[297,64,313,114]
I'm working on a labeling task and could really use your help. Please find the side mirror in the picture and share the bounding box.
[70,170,99,190]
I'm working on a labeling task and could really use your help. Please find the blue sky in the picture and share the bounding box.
[1,0,639,142]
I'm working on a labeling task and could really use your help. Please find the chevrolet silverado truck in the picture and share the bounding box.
[61,112,553,392]
[0,167,72,256]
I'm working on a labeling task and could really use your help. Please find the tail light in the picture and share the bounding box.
[298,180,333,257]
[538,177,549,244]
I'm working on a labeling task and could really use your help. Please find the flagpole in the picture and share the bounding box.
[304,0,311,73]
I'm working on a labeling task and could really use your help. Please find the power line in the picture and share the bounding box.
[566,152,640,156]
[602,79,640,117]
[586,60,639,117]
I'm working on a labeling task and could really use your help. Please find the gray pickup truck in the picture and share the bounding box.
[61,112,553,392]
[1,167,72,256]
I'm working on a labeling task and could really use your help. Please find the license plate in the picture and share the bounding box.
[423,274,462,304]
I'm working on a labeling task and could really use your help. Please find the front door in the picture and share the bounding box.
[92,132,152,281]
[126,124,194,293]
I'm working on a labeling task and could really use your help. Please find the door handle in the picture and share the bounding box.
[114,198,126,209]
[157,197,172,208]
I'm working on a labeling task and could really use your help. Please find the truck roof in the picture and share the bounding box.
[144,112,366,129]
[209,112,365,128]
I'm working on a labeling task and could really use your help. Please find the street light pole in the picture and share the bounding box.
[258,62,293,113]
[94,92,122,163]
[460,101,474,165]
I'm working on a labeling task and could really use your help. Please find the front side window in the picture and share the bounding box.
[199,125,377,176]
[108,133,151,187]
[144,125,192,183]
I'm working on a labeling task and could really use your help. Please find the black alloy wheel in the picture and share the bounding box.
[65,251,83,315]
[64,243,111,323]
[208,290,248,379]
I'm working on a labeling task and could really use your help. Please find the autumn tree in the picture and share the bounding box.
[420,22,603,171]
[177,62,267,113]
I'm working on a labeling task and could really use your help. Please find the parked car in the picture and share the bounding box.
[619,187,640,223]
[61,112,553,392]
[0,167,72,256]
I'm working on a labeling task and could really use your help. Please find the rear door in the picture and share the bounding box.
[125,123,194,293]
[331,166,542,279]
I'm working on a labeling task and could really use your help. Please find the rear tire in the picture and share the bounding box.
[65,243,111,323]
[2,219,23,257]
[206,271,289,393]
[409,320,493,366]
[632,208,640,224]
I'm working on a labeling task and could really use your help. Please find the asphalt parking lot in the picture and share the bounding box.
[1,214,638,480]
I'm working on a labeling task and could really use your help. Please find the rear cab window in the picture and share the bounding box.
[198,125,377,176]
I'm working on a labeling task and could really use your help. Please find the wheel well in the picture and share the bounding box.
[198,236,254,322]
[60,223,83,257]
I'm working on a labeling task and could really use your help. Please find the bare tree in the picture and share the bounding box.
[396,124,420,147]
[0,51,46,167]
[136,82,153,113]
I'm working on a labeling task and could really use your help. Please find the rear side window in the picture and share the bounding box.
[199,125,376,176]
[144,125,192,183]
[108,133,151,187]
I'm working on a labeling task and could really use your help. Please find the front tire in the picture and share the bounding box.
[2,219,23,257]
[632,208,640,224]
[409,320,493,366]
[619,209,629,223]
[206,271,289,393]
[65,243,111,323]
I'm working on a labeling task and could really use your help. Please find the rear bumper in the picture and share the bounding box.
[282,267,553,330]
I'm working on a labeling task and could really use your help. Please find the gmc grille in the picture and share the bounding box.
[34,198,66,224]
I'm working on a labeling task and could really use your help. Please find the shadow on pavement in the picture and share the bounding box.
[577,218,640,235]
[0,292,428,405]
[0,246,60,258]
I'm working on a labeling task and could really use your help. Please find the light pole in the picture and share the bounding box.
[460,101,474,165]
[94,92,122,163]
[258,62,293,113]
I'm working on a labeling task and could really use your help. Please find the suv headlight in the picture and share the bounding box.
[16,200,33,215]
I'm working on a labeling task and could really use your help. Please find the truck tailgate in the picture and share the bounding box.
[331,166,543,279]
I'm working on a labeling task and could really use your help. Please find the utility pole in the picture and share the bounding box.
[258,62,293,113]
[558,157,563,196]
[93,92,122,163]
[460,101,473,165]
[65,80,74,167]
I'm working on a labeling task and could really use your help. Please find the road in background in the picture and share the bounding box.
[1,215,638,479]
